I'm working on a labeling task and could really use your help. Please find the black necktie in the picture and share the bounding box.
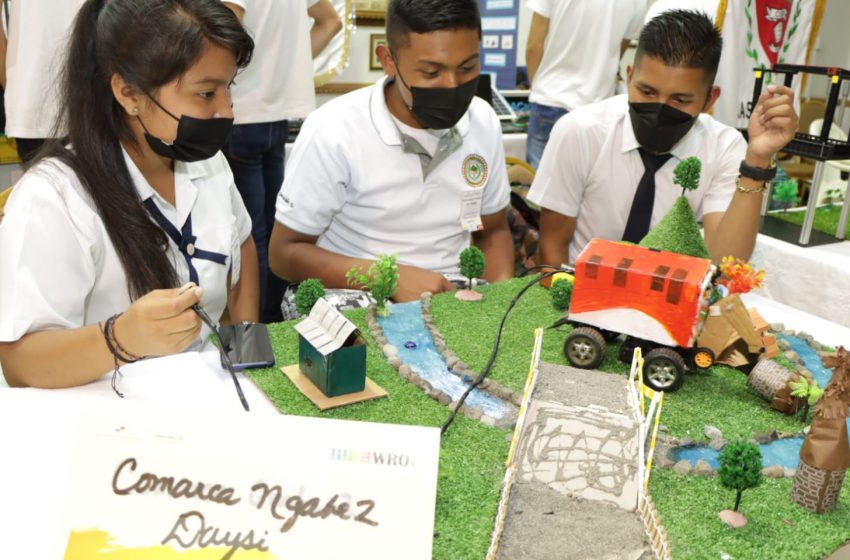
[622,148,673,243]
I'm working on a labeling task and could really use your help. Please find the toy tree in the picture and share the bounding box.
[791,346,850,513]
[346,254,399,317]
[789,376,825,423]
[459,246,485,290]
[673,156,701,197]
[639,156,711,259]
[825,188,844,209]
[718,257,765,294]
[551,278,573,310]
[294,278,326,316]
[772,179,799,213]
[718,440,763,513]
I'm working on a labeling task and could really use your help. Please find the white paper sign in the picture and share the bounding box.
[294,297,358,355]
[0,392,440,560]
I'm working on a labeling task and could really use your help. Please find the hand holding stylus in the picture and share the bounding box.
[115,282,204,357]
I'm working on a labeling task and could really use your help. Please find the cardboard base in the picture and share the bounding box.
[282,365,387,410]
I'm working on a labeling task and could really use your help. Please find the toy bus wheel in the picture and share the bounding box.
[564,327,606,369]
[643,348,686,392]
[692,347,715,370]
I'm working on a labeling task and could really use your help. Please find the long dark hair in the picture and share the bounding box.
[34,0,253,299]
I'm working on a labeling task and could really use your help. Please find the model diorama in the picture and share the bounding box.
[251,154,848,559]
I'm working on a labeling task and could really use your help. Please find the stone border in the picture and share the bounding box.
[770,322,836,381]
[655,427,804,479]
[364,300,518,430]
[420,293,524,409]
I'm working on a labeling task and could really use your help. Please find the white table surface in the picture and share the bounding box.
[750,232,850,329]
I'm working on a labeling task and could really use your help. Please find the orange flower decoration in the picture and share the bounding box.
[719,256,765,294]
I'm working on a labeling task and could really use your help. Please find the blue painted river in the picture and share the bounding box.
[377,301,512,419]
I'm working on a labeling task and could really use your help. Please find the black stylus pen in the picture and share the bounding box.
[192,303,250,412]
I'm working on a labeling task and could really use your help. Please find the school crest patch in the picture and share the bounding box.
[462,154,488,187]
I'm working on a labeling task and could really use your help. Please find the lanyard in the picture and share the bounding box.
[142,198,227,285]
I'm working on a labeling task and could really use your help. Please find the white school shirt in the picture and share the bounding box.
[275,77,511,275]
[3,0,85,138]
[224,0,318,124]
[0,150,251,349]
[527,94,748,263]
[527,0,645,111]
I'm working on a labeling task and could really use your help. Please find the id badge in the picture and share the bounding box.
[460,190,484,231]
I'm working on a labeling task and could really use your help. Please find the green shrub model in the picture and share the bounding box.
[551,278,573,311]
[346,254,399,317]
[294,278,326,316]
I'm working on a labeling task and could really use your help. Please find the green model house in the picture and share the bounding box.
[294,297,367,397]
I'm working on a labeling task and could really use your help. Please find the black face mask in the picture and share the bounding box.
[395,65,479,130]
[628,102,698,155]
[138,96,233,162]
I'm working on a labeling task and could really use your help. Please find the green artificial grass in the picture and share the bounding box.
[650,470,850,560]
[770,205,850,238]
[251,278,846,559]
[639,196,711,259]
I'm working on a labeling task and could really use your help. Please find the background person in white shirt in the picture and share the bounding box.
[0,0,258,388]
[529,9,798,269]
[269,0,514,302]
[223,0,340,323]
[524,0,646,170]
[1,0,86,162]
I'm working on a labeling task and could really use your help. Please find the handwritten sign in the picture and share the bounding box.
[0,391,439,559]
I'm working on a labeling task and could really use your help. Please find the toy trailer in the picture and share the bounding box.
[563,238,716,391]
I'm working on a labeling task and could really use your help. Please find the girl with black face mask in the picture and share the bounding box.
[0,0,259,390]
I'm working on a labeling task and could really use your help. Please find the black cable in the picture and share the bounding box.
[192,303,250,412]
[440,269,566,435]
[518,263,576,277]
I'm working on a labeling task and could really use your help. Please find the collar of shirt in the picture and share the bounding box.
[121,146,201,229]
[389,114,463,181]
[369,75,471,147]
[619,97,706,162]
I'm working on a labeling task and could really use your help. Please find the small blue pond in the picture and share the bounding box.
[674,437,806,470]
[673,335,849,469]
[377,301,512,420]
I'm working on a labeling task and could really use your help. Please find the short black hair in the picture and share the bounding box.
[636,10,723,84]
[386,0,481,51]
